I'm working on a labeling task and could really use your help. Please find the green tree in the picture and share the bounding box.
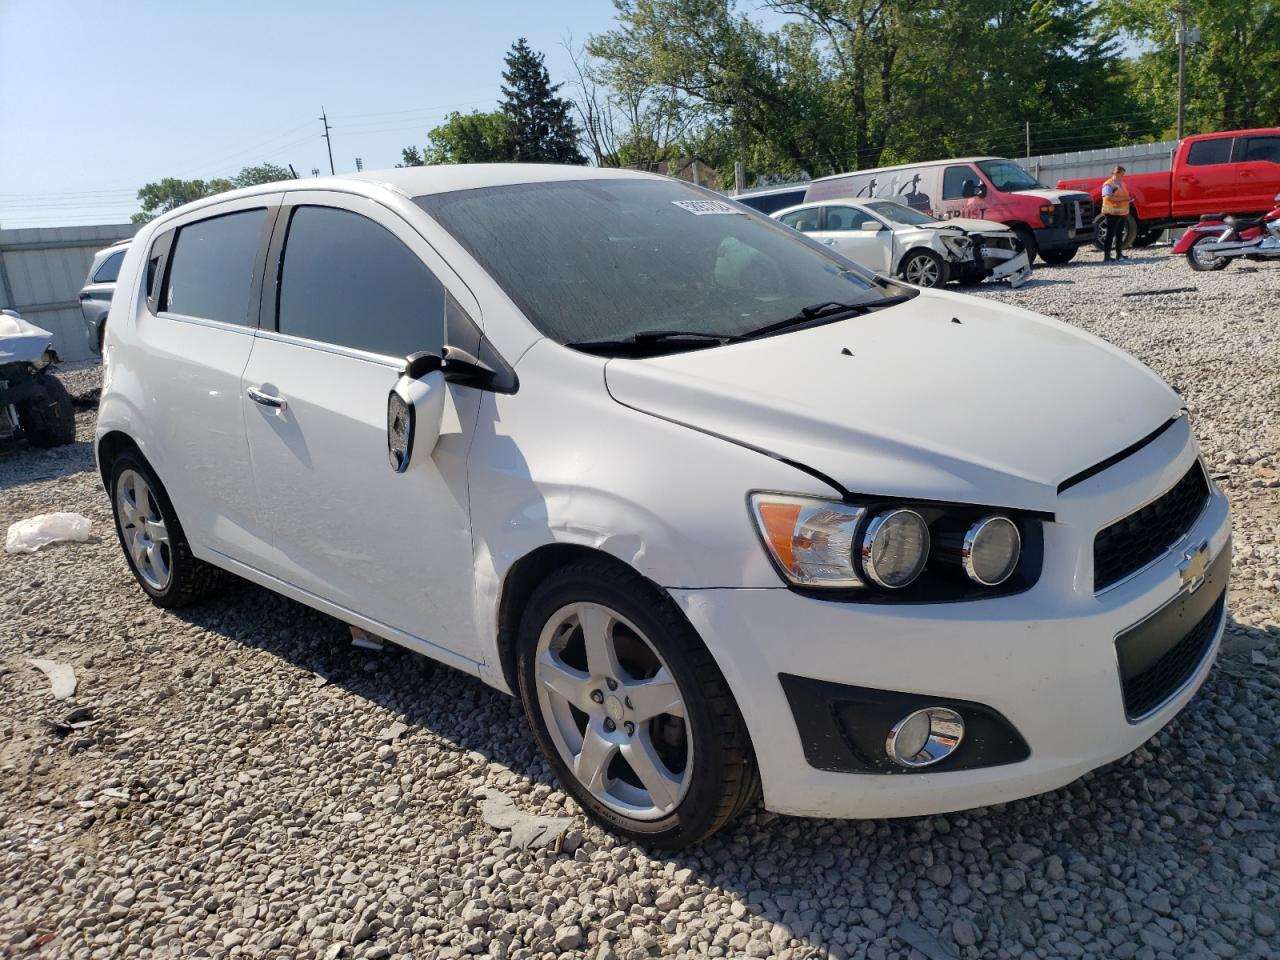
[231,163,293,187]
[1103,0,1280,135]
[132,177,233,223]
[501,38,586,163]
[424,110,515,164]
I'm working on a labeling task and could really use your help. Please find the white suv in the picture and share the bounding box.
[97,165,1231,848]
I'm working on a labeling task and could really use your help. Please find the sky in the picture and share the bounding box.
[0,0,630,228]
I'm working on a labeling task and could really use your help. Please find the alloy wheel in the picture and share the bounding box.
[116,468,171,590]
[904,254,941,286]
[534,602,692,820]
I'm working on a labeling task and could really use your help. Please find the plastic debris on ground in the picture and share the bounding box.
[28,659,78,700]
[5,513,92,554]
[477,787,573,850]
[349,626,384,650]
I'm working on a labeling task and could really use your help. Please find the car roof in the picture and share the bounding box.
[810,158,999,183]
[772,198,895,216]
[145,164,670,231]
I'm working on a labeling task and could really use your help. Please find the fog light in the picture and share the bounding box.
[886,707,964,768]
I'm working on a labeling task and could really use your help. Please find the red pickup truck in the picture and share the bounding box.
[1056,128,1280,246]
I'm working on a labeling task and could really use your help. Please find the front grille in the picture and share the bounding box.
[1094,464,1210,591]
[1119,593,1223,719]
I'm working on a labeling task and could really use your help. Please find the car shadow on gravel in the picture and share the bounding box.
[163,572,1277,958]
[0,438,98,490]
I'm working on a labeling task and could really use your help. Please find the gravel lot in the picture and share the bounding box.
[2,245,1277,960]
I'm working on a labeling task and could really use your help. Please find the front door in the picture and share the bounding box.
[1236,134,1280,212]
[241,193,483,662]
[813,206,893,273]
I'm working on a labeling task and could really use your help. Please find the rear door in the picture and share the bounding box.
[1235,134,1280,212]
[240,191,483,661]
[811,205,893,272]
[140,195,280,568]
[1173,137,1240,217]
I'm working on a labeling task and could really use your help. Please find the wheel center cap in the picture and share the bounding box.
[604,696,625,723]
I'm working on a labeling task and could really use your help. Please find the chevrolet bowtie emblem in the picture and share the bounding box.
[1177,541,1210,594]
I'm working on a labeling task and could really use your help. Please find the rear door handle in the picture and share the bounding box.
[821,238,839,245]
[247,386,287,410]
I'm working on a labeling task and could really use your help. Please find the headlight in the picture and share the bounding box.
[750,492,1041,600]
[859,509,930,588]
[962,516,1021,586]
[750,494,864,586]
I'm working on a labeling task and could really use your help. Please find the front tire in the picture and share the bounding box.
[108,451,223,607]
[1039,247,1077,265]
[18,372,75,447]
[516,559,759,848]
[1010,224,1039,263]
[899,249,949,287]
[1186,233,1230,272]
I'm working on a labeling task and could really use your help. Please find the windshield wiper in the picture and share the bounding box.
[567,329,744,354]
[740,293,915,340]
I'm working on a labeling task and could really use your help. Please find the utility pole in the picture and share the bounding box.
[734,161,745,194]
[1176,1,1187,140]
[319,107,335,175]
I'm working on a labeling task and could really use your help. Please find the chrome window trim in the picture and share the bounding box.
[252,327,403,369]
[154,311,256,336]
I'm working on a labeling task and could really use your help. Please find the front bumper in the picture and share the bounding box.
[670,419,1232,819]
[1033,224,1094,251]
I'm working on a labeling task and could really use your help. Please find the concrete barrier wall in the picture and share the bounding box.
[0,223,139,363]
[1024,140,1177,185]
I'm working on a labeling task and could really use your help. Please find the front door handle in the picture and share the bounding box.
[821,238,839,245]
[247,386,287,411]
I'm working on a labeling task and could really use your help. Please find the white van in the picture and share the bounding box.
[97,165,1229,847]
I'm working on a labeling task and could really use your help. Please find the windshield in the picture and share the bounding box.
[415,178,894,347]
[864,200,938,226]
[976,159,1044,192]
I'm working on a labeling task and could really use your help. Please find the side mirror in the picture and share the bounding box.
[961,180,977,198]
[860,220,883,232]
[388,352,446,473]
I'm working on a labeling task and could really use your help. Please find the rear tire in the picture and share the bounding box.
[516,559,759,848]
[1186,233,1230,272]
[18,372,75,447]
[1132,228,1163,247]
[1092,213,1138,251]
[108,450,224,608]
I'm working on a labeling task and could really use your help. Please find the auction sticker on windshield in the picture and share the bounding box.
[671,200,743,215]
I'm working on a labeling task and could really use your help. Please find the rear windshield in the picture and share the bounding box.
[415,178,891,346]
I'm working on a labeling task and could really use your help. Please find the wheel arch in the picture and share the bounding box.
[96,429,144,489]
[495,543,663,695]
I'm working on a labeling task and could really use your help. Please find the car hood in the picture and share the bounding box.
[916,218,1014,235]
[1012,188,1090,204]
[603,289,1181,512]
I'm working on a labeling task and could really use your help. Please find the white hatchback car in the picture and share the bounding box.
[774,198,1032,288]
[98,165,1230,848]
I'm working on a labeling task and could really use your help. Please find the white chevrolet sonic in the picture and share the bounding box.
[98,165,1231,848]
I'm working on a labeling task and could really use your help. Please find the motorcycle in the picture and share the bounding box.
[1174,192,1280,272]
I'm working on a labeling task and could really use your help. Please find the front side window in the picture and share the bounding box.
[942,165,979,200]
[1186,138,1234,166]
[778,208,820,231]
[92,250,125,284]
[823,206,881,232]
[1242,136,1280,164]
[415,179,888,347]
[163,209,266,326]
[976,160,1042,192]
[277,206,444,358]
[864,200,938,226]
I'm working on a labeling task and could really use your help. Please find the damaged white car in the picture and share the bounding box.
[775,198,1032,288]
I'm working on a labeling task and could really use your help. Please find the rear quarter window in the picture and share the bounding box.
[91,250,125,284]
[162,209,267,326]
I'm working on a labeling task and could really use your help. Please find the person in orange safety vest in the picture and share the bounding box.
[1100,165,1131,262]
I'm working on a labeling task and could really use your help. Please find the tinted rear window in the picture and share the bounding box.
[277,205,444,358]
[163,209,266,326]
[92,249,125,284]
[1186,138,1234,166]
